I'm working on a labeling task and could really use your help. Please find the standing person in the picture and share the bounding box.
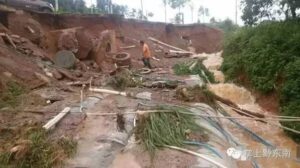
[140,40,152,69]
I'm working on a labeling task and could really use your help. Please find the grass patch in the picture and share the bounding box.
[108,69,142,91]
[0,81,26,109]
[135,106,206,156]
[173,60,215,83]
[0,126,77,168]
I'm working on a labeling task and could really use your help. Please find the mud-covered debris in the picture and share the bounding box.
[175,86,215,105]
[58,32,78,53]
[108,69,141,90]
[57,68,77,81]
[142,80,179,89]
[8,16,45,45]
[51,69,63,80]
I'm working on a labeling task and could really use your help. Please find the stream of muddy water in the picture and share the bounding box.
[203,52,299,168]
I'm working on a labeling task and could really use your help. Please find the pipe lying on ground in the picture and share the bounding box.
[164,145,228,168]
[89,88,151,100]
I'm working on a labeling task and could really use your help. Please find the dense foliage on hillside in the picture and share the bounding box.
[221,19,300,141]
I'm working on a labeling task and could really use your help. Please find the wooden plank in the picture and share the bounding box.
[5,34,17,49]
[120,45,136,49]
[43,107,71,130]
[148,37,189,52]
[89,88,127,96]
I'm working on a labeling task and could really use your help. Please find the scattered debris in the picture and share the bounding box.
[108,69,140,90]
[176,86,215,105]
[56,68,77,81]
[173,60,215,83]
[143,80,179,89]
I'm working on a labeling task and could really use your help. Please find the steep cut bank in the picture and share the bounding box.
[28,13,223,54]
[221,20,300,142]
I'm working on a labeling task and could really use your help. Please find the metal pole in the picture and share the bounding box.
[55,0,58,12]
[235,0,238,24]
[91,0,93,14]
[165,1,167,23]
[141,0,144,19]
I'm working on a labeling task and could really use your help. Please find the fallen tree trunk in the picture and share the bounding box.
[213,94,266,119]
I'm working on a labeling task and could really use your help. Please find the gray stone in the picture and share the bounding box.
[53,50,76,69]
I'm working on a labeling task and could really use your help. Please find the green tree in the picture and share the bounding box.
[241,0,274,25]
[97,0,112,13]
[168,0,190,24]
[112,4,129,16]
[46,0,87,13]
[281,0,300,19]
[198,6,205,23]
[241,0,300,25]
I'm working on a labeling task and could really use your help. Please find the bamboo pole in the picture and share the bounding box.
[164,145,228,168]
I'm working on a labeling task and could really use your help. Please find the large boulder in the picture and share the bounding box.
[75,29,93,60]
[57,32,78,53]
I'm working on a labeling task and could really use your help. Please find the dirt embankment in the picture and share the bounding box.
[29,13,223,54]
[0,11,223,90]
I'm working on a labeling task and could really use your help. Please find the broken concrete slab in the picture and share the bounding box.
[135,92,152,100]
[184,75,204,87]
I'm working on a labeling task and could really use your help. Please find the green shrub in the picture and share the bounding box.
[222,20,300,141]
[173,60,215,83]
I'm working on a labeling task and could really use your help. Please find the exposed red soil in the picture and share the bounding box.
[254,91,280,113]
[29,14,223,55]
[0,45,45,90]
